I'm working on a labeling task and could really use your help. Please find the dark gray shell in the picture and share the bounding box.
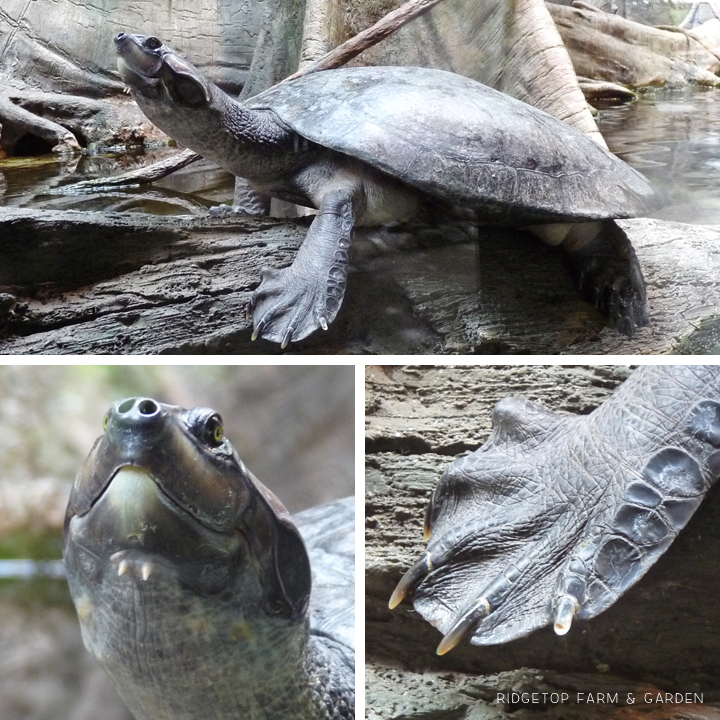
[248,66,656,224]
[295,496,355,652]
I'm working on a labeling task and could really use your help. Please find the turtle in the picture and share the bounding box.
[114,32,657,347]
[63,396,354,720]
[388,365,720,653]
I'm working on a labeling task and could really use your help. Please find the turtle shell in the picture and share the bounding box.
[248,66,656,224]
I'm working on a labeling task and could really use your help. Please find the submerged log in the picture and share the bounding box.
[1,209,720,354]
[366,365,720,719]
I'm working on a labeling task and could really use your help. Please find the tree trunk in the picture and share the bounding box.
[548,3,720,88]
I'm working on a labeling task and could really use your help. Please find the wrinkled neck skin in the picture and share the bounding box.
[65,551,342,720]
[131,82,310,187]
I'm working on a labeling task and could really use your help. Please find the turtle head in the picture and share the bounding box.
[63,397,311,621]
[114,33,211,108]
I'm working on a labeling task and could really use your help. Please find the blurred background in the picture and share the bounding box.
[0,364,355,720]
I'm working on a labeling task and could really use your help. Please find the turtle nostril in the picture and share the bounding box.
[138,399,159,416]
[118,398,136,414]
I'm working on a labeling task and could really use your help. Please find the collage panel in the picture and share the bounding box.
[0,364,356,720]
[366,364,720,719]
[3,2,720,355]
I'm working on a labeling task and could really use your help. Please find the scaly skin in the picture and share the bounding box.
[391,366,720,652]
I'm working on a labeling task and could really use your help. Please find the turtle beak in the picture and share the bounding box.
[115,33,163,85]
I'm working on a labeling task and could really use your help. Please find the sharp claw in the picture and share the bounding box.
[388,553,433,609]
[117,559,129,577]
[280,326,294,349]
[437,597,490,655]
[319,316,328,331]
[553,594,579,636]
[251,318,266,342]
[423,502,433,542]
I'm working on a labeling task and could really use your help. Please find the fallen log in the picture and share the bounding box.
[1,209,719,354]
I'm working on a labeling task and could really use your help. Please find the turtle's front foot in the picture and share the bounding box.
[249,262,346,348]
[390,371,720,651]
[250,188,355,348]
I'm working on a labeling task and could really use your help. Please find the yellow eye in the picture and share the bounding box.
[103,412,110,430]
[204,414,224,447]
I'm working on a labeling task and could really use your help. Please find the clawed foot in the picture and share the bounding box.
[577,255,648,337]
[565,220,649,337]
[249,264,344,348]
[390,389,719,652]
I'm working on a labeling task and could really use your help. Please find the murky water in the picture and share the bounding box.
[0,144,234,215]
[597,86,720,225]
[2,87,720,226]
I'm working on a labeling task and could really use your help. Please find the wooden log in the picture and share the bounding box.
[1,209,720,354]
[548,3,720,88]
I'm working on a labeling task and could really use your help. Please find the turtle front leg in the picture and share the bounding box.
[250,188,355,348]
[390,366,720,652]
[562,219,649,336]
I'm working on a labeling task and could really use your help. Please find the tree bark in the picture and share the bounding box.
[1,209,720,354]
[548,3,720,88]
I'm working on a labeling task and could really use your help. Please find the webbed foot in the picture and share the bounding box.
[390,367,720,651]
[249,263,344,348]
[249,188,355,348]
[563,219,649,336]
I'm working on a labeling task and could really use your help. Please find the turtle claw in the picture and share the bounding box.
[437,598,490,655]
[251,317,266,342]
[280,326,294,350]
[389,553,433,609]
[553,594,579,636]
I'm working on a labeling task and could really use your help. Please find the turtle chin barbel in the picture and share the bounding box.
[115,33,656,346]
[390,367,720,654]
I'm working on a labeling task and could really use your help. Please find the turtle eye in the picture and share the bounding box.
[206,415,225,447]
[184,408,228,450]
[103,411,110,430]
[144,36,162,50]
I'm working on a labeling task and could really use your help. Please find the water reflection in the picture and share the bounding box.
[0,145,234,215]
[3,88,720,226]
[598,86,720,225]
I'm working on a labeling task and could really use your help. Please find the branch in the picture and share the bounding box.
[284,0,447,81]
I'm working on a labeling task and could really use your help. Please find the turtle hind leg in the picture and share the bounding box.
[209,178,271,217]
[249,188,355,347]
[562,219,649,336]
